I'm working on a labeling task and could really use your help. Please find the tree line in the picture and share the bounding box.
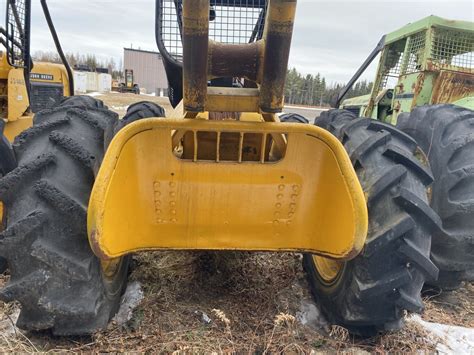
[32,51,123,79]
[285,67,373,107]
[33,51,373,106]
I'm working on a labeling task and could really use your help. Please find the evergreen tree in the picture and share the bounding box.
[285,67,373,107]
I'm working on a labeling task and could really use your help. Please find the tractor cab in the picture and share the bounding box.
[0,0,73,141]
[337,16,474,123]
[125,69,134,88]
[116,69,140,94]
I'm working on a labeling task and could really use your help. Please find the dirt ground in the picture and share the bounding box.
[1,252,473,353]
[0,93,472,352]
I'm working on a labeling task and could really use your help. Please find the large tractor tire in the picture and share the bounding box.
[304,109,440,336]
[0,121,17,274]
[0,121,16,175]
[59,95,107,110]
[0,255,5,274]
[133,84,140,95]
[397,104,474,289]
[117,101,166,131]
[280,112,309,124]
[0,97,129,335]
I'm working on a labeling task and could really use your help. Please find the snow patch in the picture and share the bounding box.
[283,105,328,111]
[86,92,103,97]
[0,308,20,337]
[113,281,144,325]
[111,105,130,111]
[194,310,212,325]
[409,315,474,354]
[296,299,329,331]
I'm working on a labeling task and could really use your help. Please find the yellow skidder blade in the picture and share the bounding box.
[88,118,368,260]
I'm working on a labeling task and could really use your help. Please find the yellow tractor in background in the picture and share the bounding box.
[0,0,74,273]
[0,0,441,336]
[0,0,74,141]
[112,69,140,94]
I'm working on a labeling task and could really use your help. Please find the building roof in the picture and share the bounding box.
[124,47,162,57]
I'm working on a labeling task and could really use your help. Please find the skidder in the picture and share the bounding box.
[0,1,453,336]
[335,15,474,290]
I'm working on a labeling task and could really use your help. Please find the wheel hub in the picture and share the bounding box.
[312,255,344,284]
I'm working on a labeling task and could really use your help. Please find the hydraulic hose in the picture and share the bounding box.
[40,0,74,96]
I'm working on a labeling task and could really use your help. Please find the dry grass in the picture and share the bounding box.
[422,282,474,328]
[1,251,465,353]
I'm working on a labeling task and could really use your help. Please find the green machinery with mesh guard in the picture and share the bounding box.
[328,15,474,290]
[336,16,474,122]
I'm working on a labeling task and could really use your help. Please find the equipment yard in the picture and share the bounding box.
[84,92,326,122]
[0,0,473,353]
[88,92,174,118]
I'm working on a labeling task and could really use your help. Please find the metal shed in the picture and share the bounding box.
[123,48,168,95]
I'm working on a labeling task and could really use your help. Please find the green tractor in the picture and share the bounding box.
[325,15,474,289]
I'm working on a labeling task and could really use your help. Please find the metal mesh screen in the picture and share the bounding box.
[160,0,183,61]
[377,27,474,91]
[431,28,474,70]
[159,0,267,62]
[404,30,426,74]
[209,1,266,44]
[379,42,405,90]
[6,0,27,67]
[379,30,427,89]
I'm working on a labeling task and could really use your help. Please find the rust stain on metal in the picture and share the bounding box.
[90,230,111,261]
[182,0,209,112]
[259,0,296,113]
[398,82,405,93]
[431,71,474,104]
[393,101,401,112]
[426,60,439,72]
[209,112,241,120]
[411,72,426,109]
[208,41,260,82]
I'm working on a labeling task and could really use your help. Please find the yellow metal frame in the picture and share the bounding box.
[2,56,71,122]
[3,115,33,141]
[313,255,344,284]
[88,118,368,260]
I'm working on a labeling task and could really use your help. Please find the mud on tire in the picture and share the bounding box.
[397,104,474,289]
[0,96,129,335]
[304,109,440,336]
